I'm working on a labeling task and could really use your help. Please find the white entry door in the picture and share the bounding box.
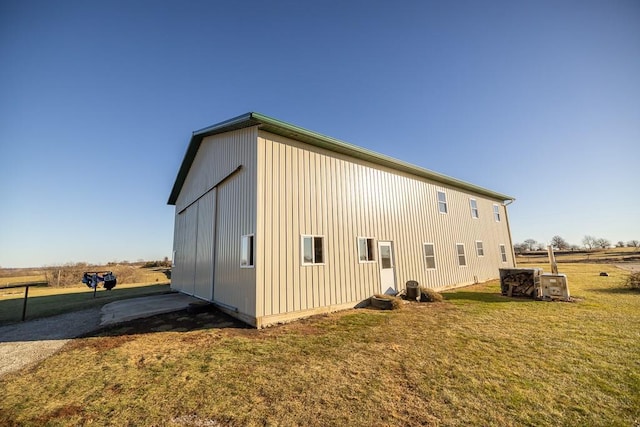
[378,241,396,294]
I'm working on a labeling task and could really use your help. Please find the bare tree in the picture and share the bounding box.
[628,240,640,250]
[582,235,596,250]
[551,235,569,250]
[595,238,611,249]
[513,243,525,254]
[523,239,537,251]
[616,241,625,248]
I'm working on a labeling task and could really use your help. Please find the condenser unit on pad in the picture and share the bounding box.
[540,274,570,301]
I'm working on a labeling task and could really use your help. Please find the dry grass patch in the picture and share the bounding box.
[419,286,444,302]
[1,263,639,426]
[0,274,47,286]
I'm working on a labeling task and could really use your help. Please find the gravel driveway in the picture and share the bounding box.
[0,307,103,377]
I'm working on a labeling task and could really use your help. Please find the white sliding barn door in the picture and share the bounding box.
[175,206,197,296]
[194,189,216,301]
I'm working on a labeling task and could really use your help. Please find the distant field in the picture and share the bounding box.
[0,264,169,288]
[1,262,638,426]
[0,282,171,324]
[0,263,172,324]
[516,246,640,265]
[0,275,47,286]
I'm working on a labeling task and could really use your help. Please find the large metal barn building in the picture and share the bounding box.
[168,112,515,327]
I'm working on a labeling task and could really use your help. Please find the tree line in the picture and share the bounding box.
[514,236,640,253]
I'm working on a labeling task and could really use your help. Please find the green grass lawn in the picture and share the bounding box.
[0,282,171,325]
[1,264,638,426]
[0,274,47,286]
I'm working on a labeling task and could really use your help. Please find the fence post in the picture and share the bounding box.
[22,285,30,321]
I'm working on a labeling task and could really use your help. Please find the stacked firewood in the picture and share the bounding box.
[499,268,542,298]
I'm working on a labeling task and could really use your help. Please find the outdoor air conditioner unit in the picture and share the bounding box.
[540,274,570,301]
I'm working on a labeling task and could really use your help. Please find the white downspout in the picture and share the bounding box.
[503,199,517,267]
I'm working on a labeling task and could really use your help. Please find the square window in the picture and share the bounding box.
[456,243,467,266]
[302,235,324,265]
[470,199,479,218]
[240,234,254,268]
[358,237,375,262]
[423,243,436,269]
[437,191,448,214]
[493,204,501,222]
[476,241,484,257]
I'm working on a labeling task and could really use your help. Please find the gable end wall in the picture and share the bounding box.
[172,127,258,321]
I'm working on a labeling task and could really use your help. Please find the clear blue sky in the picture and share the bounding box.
[1,0,638,268]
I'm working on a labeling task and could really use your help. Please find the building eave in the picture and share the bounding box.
[168,112,515,205]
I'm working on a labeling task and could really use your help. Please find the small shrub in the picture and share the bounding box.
[624,272,640,290]
[142,259,172,268]
[419,287,444,303]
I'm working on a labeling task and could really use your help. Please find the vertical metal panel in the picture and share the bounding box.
[278,142,287,313]
[171,208,189,293]
[194,189,215,301]
[171,212,183,293]
[212,129,258,315]
[284,144,295,312]
[262,139,273,316]
[290,145,300,312]
[172,205,196,296]
[327,157,338,305]
[255,138,265,318]
[257,130,514,318]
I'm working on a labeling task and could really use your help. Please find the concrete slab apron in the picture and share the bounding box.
[99,293,200,326]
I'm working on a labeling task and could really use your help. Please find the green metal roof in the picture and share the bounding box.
[167,112,515,205]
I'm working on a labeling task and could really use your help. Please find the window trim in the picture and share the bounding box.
[475,240,485,257]
[357,237,376,263]
[301,235,325,266]
[470,198,479,219]
[456,243,467,267]
[240,234,255,268]
[423,242,436,270]
[493,204,501,222]
[499,244,508,263]
[437,190,448,214]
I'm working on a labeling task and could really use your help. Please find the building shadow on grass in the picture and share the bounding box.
[85,305,250,339]
[0,287,247,344]
[586,287,639,295]
[442,291,535,303]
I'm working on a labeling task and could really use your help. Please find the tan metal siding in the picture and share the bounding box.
[173,127,257,319]
[212,132,258,316]
[257,130,513,318]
